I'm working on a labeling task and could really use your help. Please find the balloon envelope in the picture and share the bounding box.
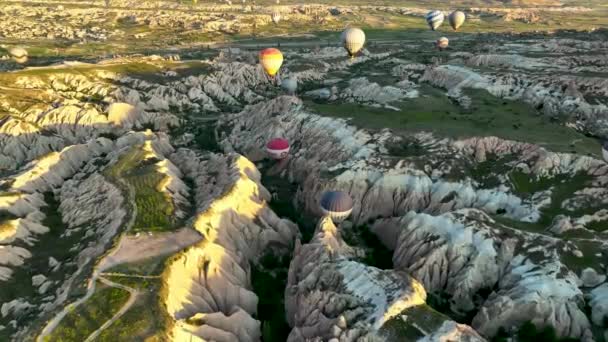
[9,47,27,58]
[271,11,281,24]
[341,27,365,57]
[426,10,445,31]
[266,138,290,160]
[449,11,466,30]
[282,78,297,94]
[436,37,449,49]
[320,191,353,222]
[259,48,283,77]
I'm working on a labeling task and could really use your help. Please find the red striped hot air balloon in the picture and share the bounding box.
[266,138,290,160]
[259,48,283,77]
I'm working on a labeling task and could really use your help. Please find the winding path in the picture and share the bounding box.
[83,276,139,342]
[36,171,138,342]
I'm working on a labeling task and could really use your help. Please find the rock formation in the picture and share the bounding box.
[163,151,298,341]
[285,216,485,341]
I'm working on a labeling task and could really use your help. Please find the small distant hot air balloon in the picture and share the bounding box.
[436,37,449,50]
[271,11,281,24]
[282,77,297,95]
[341,27,365,58]
[259,48,283,78]
[266,138,290,160]
[9,47,28,64]
[448,11,466,31]
[602,140,608,163]
[426,10,445,31]
[320,191,354,223]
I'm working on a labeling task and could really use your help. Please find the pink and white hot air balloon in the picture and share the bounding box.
[266,138,290,160]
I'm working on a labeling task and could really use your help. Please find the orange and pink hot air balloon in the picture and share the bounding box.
[259,48,283,78]
[266,138,290,160]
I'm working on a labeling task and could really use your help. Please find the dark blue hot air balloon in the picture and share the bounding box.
[320,191,353,222]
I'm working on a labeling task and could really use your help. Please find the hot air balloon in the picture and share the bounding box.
[259,48,283,77]
[282,77,297,94]
[341,27,365,58]
[448,11,466,31]
[426,10,445,31]
[271,11,281,24]
[436,37,449,50]
[9,47,28,64]
[266,138,290,160]
[602,140,608,163]
[320,191,353,223]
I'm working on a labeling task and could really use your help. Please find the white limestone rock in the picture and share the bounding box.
[580,268,606,288]
[164,151,298,342]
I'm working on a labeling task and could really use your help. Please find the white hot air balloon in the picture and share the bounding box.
[281,77,297,94]
[449,11,466,31]
[426,10,445,31]
[271,11,281,24]
[341,27,365,58]
[436,37,449,50]
[9,47,28,64]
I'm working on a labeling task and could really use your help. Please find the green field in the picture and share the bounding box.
[104,146,178,233]
[304,86,601,157]
[45,283,130,342]
[379,304,451,340]
[97,277,169,342]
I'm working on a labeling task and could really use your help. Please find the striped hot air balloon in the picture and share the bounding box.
[449,11,466,31]
[259,48,283,77]
[341,27,365,58]
[602,140,608,163]
[271,11,281,24]
[436,37,449,50]
[266,138,290,160]
[320,191,353,223]
[426,10,445,31]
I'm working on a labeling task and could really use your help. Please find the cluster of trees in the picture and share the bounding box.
[493,322,581,342]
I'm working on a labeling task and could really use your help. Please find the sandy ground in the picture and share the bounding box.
[37,227,202,341]
[97,227,203,272]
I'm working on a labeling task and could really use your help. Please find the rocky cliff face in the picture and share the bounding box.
[220,96,541,225]
[373,209,594,341]
[162,151,298,341]
[285,216,486,341]
[219,95,607,340]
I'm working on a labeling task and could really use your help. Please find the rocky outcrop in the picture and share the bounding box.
[420,65,608,138]
[285,216,485,341]
[588,283,608,326]
[373,210,511,314]
[9,138,113,193]
[220,96,540,225]
[163,151,298,341]
[339,77,418,104]
[373,209,594,341]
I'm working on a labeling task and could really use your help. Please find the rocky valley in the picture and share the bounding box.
[0,0,607,341]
